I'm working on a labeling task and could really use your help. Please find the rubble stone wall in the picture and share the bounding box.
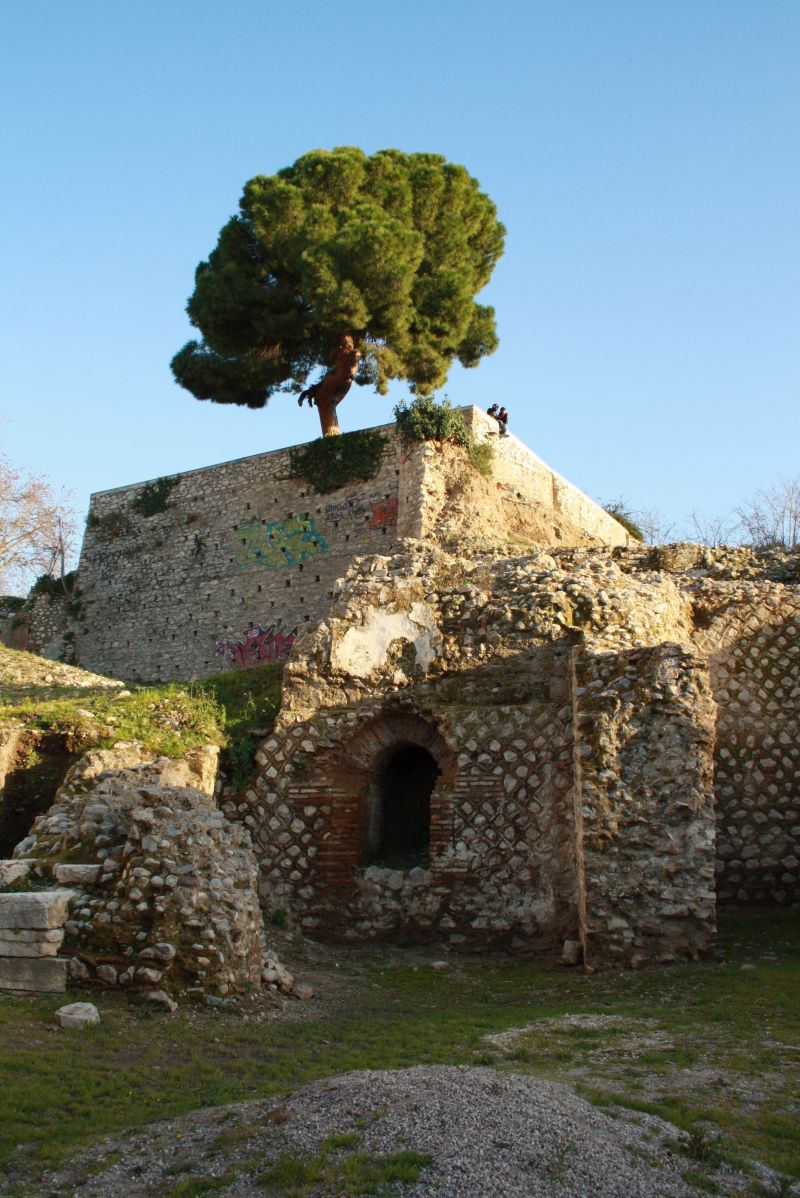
[239,543,797,962]
[9,746,287,1001]
[688,580,800,904]
[572,643,717,969]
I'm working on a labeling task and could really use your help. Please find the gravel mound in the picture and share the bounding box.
[41,1066,779,1197]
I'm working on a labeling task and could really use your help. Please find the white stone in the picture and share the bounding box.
[0,956,68,992]
[561,939,583,966]
[0,889,75,930]
[0,928,63,957]
[53,864,102,885]
[56,1002,100,1029]
[330,601,441,678]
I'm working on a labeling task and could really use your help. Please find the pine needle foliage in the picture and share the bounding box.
[171,147,505,411]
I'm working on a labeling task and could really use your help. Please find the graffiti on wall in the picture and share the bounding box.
[214,621,299,669]
[235,517,328,571]
[324,493,371,526]
[323,493,398,532]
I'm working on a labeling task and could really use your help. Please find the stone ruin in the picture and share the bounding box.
[226,540,799,970]
[1,413,798,992]
[1,746,296,1003]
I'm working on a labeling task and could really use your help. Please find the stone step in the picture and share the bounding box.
[0,956,68,992]
[0,889,75,930]
[0,928,64,957]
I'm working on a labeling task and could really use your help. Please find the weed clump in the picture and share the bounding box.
[132,476,178,517]
[394,396,493,477]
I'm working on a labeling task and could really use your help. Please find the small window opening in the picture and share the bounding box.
[366,743,439,870]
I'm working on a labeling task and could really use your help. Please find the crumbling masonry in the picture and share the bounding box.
[227,540,799,970]
[3,411,798,975]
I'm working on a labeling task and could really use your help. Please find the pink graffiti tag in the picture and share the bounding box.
[214,622,298,669]
[369,497,398,529]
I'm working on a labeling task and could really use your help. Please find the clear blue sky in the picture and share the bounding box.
[2,0,798,551]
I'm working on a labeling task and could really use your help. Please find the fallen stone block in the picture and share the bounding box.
[561,939,583,966]
[56,1002,100,1029]
[0,860,34,887]
[0,956,68,992]
[0,889,76,930]
[53,864,102,885]
[0,928,64,957]
[142,989,177,1012]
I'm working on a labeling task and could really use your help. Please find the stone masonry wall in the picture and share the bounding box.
[572,643,717,969]
[226,548,584,949]
[74,426,404,681]
[71,408,630,682]
[463,409,633,547]
[236,543,797,961]
[687,577,800,904]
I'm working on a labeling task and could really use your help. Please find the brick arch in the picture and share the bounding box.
[335,710,457,779]
[306,709,458,904]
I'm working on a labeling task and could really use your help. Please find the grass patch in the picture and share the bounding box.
[0,683,223,759]
[194,662,283,787]
[258,1143,432,1196]
[167,1169,240,1197]
[0,645,283,786]
[0,910,797,1188]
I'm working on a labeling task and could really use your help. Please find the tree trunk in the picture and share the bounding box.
[298,335,362,437]
[316,393,342,436]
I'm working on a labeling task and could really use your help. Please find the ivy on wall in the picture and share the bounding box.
[289,429,387,494]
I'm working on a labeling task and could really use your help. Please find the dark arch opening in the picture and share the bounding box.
[369,743,440,869]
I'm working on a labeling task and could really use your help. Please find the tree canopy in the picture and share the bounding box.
[171,147,505,435]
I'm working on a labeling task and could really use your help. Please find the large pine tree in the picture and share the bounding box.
[171,148,505,436]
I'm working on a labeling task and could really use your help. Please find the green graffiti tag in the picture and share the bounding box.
[235,516,328,571]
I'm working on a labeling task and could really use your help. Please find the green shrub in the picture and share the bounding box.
[132,476,178,517]
[289,428,387,494]
[29,572,77,601]
[87,508,132,538]
[394,395,470,446]
[603,500,645,542]
[394,396,493,478]
[196,663,284,789]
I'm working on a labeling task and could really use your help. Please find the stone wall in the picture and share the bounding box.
[687,576,800,904]
[7,745,295,1001]
[572,643,717,969]
[71,409,630,682]
[230,542,797,964]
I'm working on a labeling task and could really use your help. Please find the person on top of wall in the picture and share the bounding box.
[496,406,509,436]
[487,403,499,419]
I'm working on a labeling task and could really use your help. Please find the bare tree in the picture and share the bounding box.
[632,507,679,545]
[736,476,800,549]
[687,508,740,548]
[0,453,76,592]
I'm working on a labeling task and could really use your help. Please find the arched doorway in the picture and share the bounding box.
[363,741,441,870]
